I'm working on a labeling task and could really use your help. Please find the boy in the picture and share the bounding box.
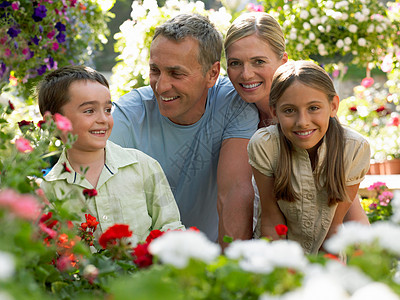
[38,65,184,246]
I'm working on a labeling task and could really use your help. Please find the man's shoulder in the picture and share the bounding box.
[115,86,155,107]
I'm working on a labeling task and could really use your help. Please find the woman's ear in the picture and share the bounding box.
[330,95,340,117]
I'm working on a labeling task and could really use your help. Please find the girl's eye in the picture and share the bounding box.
[84,109,94,114]
[105,108,112,113]
[283,108,294,114]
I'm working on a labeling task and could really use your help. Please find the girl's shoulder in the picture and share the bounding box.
[250,124,280,143]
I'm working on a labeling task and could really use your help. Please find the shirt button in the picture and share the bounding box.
[102,215,108,221]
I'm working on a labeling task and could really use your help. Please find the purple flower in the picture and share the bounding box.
[55,22,66,32]
[39,25,43,33]
[0,62,7,78]
[56,32,66,43]
[32,5,47,22]
[0,1,11,8]
[31,35,40,45]
[48,56,55,68]
[37,65,47,76]
[7,27,21,38]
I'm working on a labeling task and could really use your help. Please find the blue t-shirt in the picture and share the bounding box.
[110,76,259,241]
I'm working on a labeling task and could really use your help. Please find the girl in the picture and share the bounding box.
[247,60,370,254]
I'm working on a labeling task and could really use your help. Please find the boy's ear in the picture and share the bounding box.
[330,95,340,117]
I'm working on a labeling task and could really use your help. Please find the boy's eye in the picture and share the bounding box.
[105,108,112,113]
[84,109,94,114]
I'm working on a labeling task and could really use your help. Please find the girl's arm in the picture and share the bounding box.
[324,183,360,242]
[252,167,286,240]
[344,194,370,225]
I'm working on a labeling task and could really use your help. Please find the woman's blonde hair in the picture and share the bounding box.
[269,60,346,206]
[224,12,286,61]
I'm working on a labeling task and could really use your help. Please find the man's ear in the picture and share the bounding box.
[206,61,220,89]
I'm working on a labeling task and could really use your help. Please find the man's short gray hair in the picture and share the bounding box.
[153,13,222,74]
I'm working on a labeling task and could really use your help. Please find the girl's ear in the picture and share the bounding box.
[271,106,279,123]
[330,95,339,117]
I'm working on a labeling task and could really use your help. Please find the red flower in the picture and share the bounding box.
[18,120,33,128]
[375,105,385,113]
[388,115,399,127]
[84,213,99,231]
[37,119,46,129]
[145,229,165,243]
[132,242,153,268]
[99,224,133,249]
[349,106,357,112]
[361,77,374,88]
[83,189,97,198]
[275,224,288,236]
[62,162,71,173]
[8,100,14,111]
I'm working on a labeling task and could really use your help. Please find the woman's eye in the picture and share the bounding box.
[255,59,265,65]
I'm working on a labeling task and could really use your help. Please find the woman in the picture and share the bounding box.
[224,12,369,237]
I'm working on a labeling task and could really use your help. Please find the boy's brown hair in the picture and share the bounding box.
[37,65,109,116]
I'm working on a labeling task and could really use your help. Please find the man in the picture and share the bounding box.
[110,13,259,246]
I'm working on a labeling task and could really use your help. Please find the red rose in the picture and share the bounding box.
[275,224,288,236]
[83,189,97,198]
[99,224,132,249]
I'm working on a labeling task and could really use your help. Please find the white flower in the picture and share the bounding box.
[376,25,384,33]
[341,13,349,20]
[0,251,15,280]
[358,38,367,46]
[310,7,318,16]
[318,44,328,56]
[320,15,328,24]
[344,37,352,45]
[148,230,221,268]
[317,25,325,33]
[226,239,308,274]
[325,1,334,9]
[362,8,370,15]
[308,32,316,41]
[310,18,320,26]
[336,39,345,48]
[326,25,332,33]
[300,10,309,19]
[351,282,400,300]
[303,39,310,46]
[349,24,358,33]
[289,32,297,40]
[303,22,311,30]
[296,44,304,51]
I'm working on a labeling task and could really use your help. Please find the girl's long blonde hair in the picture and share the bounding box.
[269,61,346,206]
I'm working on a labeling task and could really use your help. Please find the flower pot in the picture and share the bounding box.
[383,159,400,174]
[368,162,383,175]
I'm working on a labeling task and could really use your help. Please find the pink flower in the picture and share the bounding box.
[54,113,72,132]
[368,181,387,192]
[0,189,42,221]
[11,1,20,10]
[361,77,374,88]
[388,115,400,127]
[381,54,393,73]
[5,48,11,57]
[378,191,393,206]
[52,42,59,51]
[47,30,56,39]
[15,137,33,153]
[11,194,42,220]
